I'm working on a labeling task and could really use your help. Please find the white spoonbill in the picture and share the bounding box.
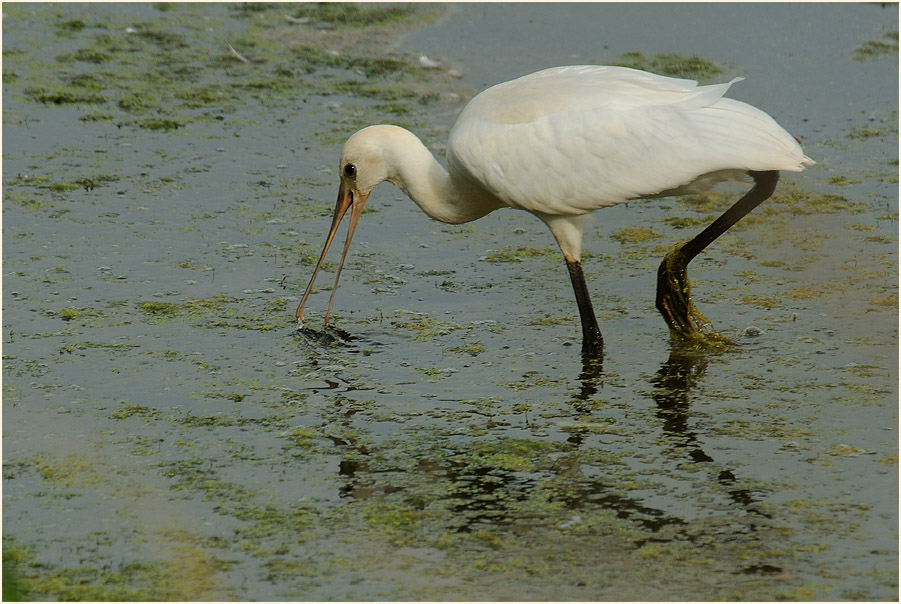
[295,65,814,357]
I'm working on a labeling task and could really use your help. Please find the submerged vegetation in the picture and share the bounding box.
[611,51,726,81]
[3,2,897,602]
[853,31,899,60]
[286,3,426,28]
[4,2,461,136]
[481,245,557,263]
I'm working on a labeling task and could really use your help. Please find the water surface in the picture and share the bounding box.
[3,3,897,600]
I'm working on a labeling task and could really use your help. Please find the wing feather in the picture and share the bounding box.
[447,66,812,216]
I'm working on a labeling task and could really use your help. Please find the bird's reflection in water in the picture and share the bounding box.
[566,344,766,515]
[572,354,604,410]
[649,347,713,462]
[649,345,765,512]
[324,335,767,538]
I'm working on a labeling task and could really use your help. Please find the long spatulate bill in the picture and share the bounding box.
[295,181,368,327]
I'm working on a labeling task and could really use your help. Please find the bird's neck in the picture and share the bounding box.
[385,128,501,225]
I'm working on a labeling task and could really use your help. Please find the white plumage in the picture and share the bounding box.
[295,65,814,355]
[448,66,810,217]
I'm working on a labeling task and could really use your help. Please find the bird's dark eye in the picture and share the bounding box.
[343,163,356,178]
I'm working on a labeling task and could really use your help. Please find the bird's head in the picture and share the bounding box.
[338,126,395,199]
[294,126,395,327]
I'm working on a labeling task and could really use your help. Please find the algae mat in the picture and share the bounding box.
[3,3,898,600]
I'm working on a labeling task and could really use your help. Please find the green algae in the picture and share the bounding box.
[678,190,731,213]
[829,175,862,186]
[502,370,568,392]
[138,300,180,317]
[850,125,891,139]
[34,454,107,489]
[388,310,467,340]
[139,118,184,131]
[481,245,556,262]
[466,438,561,473]
[26,87,108,105]
[2,546,29,601]
[7,3,443,134]
[5,539,233,601]
[853,31,899,60]
[528,313,573,326]
[741,294,785,310]
[3,3,897,602]
[612,51,726,81]
[289,3,426,29]
[137,295,284,332]
[58,308,80,321]
[611,226,663,244]
[664,216,710,229]
[449,342,487,356]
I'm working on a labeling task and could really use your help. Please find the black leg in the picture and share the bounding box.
[565,258,604,357]
[656,170,779,337]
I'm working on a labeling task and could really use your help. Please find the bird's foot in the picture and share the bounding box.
[656,243,733,350]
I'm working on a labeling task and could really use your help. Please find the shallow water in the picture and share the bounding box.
[3,2,898,600]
